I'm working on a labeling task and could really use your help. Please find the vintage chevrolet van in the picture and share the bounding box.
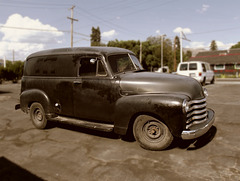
[16,47,215,150]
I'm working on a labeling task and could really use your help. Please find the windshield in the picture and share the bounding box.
[108,54,143,74]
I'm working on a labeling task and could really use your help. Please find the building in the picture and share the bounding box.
[189,49,240,77]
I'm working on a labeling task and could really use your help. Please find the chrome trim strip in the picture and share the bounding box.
[186,117,208,129]
[186,113,207,124]
[181,108,215,140]
[188,103,207,112]
[191,112,208,121]
[189,98,206,105]
[187,108,207,117]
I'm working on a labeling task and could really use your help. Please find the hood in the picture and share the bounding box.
[119,72,204,100]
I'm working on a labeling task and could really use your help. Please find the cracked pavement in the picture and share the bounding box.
[0,82,240,180]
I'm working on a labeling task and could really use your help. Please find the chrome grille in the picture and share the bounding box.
[186,98,207,129]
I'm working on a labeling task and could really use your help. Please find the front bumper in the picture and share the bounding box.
[181,108,215,140]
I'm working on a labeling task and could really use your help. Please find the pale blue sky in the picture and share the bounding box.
[0,0,240,60]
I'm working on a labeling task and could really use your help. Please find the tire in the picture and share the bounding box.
[210,77,215,84]
[133,115,173,151]
[201,78,206,86]
[30,103,47,129]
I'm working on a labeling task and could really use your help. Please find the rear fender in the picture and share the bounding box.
[20,89,54,118]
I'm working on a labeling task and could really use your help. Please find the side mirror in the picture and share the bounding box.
[90,58,97,64]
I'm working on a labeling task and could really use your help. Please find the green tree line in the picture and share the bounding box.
[91,26,240,72]
[91,26,192,72]
[0,60,24,83]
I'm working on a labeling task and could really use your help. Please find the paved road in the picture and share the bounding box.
[0,81,240,180]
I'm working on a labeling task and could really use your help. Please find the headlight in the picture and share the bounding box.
[182,99,190,114]
[203,88,208,97]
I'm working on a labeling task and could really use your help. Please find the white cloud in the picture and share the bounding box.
[101,29,118,39]
[173,27,192,34]
[186,42,206,49]
[234,16,239,20]
[209,41,234,50]
[0,14,64,60]
[197,4,210,13]
[156,30,161,35]
[185,41,234,50]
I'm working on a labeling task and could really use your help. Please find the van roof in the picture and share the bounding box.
[27,47,134,59]
[179,61,209,64]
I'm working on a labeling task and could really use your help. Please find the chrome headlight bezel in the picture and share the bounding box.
[182,99,190,114]
[203,88,208,97]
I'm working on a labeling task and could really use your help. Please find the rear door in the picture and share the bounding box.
[177,63,189,76]
[205,63,214,82]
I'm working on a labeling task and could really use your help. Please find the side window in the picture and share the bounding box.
[79,58,107,77]
[25,55,76,77]
[189,63,197,70]
[235,64,240,69]
[214,64,225,70]
[202,63,206,72]
[97,61,107,76]
[205,63,210,70]
[180,64,188,71]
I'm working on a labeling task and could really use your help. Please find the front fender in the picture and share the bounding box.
[113,94,188,137]
[20,89,54,118]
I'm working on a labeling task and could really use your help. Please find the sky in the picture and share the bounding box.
[0,0,240,60]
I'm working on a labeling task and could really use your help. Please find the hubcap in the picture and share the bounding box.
[144,121,163,139]
[34,109,43,122]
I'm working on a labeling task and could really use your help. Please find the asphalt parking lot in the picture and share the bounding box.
[0,80,240,181]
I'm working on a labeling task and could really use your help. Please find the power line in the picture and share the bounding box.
[188,26,240,36]
[0,25,68,33]
[0,1,72,8]
[0,25,89,38]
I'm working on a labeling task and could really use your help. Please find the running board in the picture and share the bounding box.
[50,116,114,132]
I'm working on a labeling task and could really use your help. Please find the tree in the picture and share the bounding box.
[184,50,192,61]
[107,37,174,71]
[90,26,101,46]
[231,42,240,49]
[0,60,24,81]
[210,40,218,51]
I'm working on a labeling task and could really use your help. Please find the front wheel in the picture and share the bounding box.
[30,103,48,129]
[133,115,173,151]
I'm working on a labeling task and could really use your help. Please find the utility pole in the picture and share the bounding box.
[173,38,177,72]
[161,34,166,69]
[180,31,190,63]
[4,56,6,68]
[12,49,15,62]
[139,41,142,64]
[180,31,183,63]
[67,6,78,48]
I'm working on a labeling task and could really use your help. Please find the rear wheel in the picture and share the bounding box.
[133,115,173,151]
[201,78,206,86]
[30,103,47,129]
[210,76,215,84]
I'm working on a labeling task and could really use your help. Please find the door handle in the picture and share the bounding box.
[73,80,82,85]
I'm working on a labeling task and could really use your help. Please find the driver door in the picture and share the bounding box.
[73,56,117,123]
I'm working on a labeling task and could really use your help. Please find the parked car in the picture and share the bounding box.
[16,47,215,151]
[177,61,215,85]
[154,66,169,73]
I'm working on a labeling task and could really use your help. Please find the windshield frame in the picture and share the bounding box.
[107,53,143,76]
